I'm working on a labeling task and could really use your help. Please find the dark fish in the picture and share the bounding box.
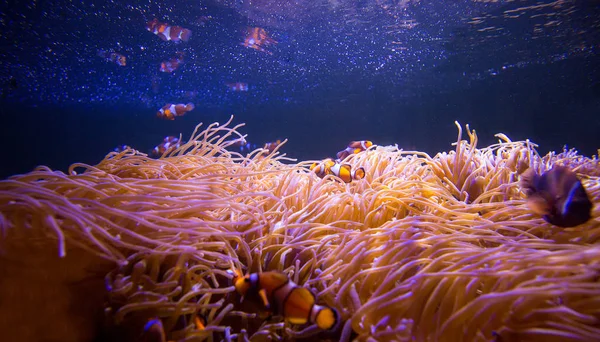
[520,165,593,227]
[141,318,166,342]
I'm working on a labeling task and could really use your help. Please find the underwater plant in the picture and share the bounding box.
[1,116,599,342]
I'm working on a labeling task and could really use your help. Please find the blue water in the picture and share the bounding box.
[1,0,599,178]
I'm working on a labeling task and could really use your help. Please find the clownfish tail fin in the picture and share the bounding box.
[519,168,539,196]
[352,167,366,180]
[180,29,192,42]
[314,305,340,331]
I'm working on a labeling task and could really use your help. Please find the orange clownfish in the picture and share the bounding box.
[520,165,593,227]
[241,27,277,54]
[160,52,184,73]
[156,103,195,120]
[146,18,192,42]
[152,136,181,157]
[97,50,126,66]
[336,140,373,161]
[311,158,365,183]
[232,271,339,331]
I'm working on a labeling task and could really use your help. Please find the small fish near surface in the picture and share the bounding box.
[97,50,126,66]
[230,270,339,331]
[146,18,192,42]
[156,103,195,120]
[241,27,277,54]
[160,52,184,73]
[520,165,593,227]
[226,82,249,92]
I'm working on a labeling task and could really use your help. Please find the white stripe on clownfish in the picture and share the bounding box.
[310,158,365,183]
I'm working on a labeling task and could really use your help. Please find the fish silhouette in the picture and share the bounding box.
[520,165,593,227]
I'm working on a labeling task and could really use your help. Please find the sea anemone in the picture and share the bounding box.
[1,116,599,342]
